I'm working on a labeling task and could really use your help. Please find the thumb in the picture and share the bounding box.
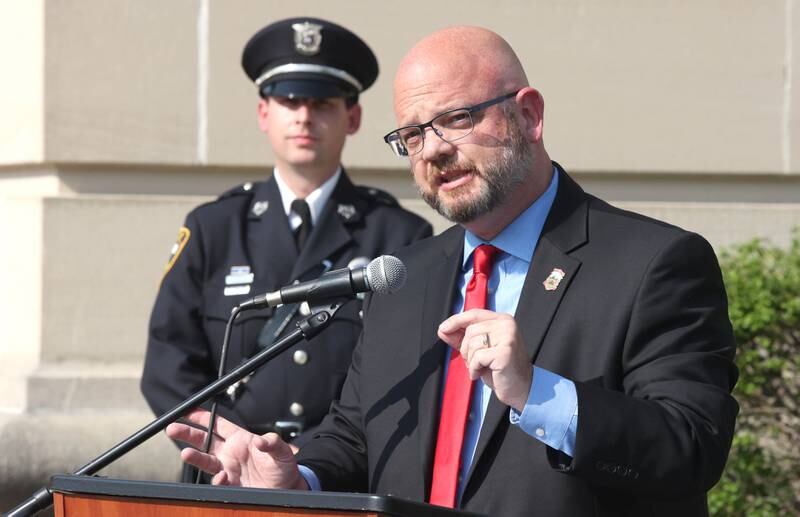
[254,433,295,462]
[212,470,229,486]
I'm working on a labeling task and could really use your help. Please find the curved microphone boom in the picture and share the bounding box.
[238,255,406,310]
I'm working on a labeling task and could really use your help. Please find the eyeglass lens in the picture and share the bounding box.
[397,109,473,156]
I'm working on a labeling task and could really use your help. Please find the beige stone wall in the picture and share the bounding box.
[5,0,796,174]
[1,0,799,511]
[43,0,199,165]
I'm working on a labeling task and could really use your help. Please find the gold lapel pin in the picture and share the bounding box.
[543,268,566,291]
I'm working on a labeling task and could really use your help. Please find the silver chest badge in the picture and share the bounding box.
[251,201,269,217]
[293,22,323,56]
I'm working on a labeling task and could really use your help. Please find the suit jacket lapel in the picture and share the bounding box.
[417,225,465,500]
[247,178,297,290]
[515,166,589,362]
[289,172,360,281]
[464,165,589,490]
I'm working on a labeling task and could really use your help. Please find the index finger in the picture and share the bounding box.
[181,408,242,439]
[438,308,498,335]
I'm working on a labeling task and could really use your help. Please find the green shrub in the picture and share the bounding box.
[709,228,800,516]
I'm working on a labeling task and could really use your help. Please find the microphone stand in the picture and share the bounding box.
[5,300,345,517]
[194,304,241,484]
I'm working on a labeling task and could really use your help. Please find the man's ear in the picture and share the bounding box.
[346,103,362,135]
[516,87,544,143]
[257,98,270,133]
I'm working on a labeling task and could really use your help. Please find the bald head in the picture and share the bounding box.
[394,26,528,113]
[390,26,551,239]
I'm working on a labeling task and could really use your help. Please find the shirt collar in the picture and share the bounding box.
[273,166,342,227]
[463,165,559,269]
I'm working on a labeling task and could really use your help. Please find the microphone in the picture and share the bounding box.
[238,255,406,310]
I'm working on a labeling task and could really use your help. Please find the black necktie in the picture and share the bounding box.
[291,198,312,251]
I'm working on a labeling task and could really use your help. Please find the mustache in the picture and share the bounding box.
[430,157,478,176]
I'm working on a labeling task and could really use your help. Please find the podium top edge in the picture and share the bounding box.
[49,474,485,517]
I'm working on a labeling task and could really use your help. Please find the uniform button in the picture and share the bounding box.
[535,427,545,437]
[290,402,304,416]
[243,182,252,191]
[293,349,309,365]
[468,412,475,422]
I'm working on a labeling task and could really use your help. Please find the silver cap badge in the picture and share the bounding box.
[293,22,323,56]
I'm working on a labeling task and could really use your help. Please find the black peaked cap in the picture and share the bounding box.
[242,17,378,99]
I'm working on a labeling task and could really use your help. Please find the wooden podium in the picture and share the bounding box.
[49,475,484,517]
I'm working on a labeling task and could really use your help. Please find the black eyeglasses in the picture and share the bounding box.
[383,90,519,157]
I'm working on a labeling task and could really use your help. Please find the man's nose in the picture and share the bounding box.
[294,102,314,122]
[420,127,455,162]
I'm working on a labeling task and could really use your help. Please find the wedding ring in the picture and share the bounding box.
[481,333,491,348]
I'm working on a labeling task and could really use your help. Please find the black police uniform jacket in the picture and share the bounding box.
[141,171,432,443]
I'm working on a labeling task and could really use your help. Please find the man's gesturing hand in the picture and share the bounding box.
[166,409,309,490]
[438,309,533,412]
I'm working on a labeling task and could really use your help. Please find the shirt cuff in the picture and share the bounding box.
[298,464,322,491]
[509,366,578,457]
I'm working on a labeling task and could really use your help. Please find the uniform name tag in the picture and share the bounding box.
[224,285,251,296]
[225,273,254,285]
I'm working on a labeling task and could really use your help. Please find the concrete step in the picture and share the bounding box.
[0,410,181,513]
[26,362,149,412]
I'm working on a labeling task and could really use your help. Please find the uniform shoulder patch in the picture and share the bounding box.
[162,226,191,281]
[218,181,260,200]
[355,185,399,207]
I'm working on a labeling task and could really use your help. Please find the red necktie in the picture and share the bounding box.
[429,244,500,507]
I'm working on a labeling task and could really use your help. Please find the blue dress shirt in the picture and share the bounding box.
[450,168,577,504]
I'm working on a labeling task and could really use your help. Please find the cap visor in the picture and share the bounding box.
[261,79,347,99]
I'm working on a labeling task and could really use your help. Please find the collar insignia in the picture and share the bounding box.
[337,203,357,221]
[251,200,269,217]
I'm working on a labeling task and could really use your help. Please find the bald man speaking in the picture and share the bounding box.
[167,26,738,517]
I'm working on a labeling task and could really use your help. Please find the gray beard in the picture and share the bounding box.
[418,118,532,224]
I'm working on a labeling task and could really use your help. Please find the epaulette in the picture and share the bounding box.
[355,185,399,207]
[217,181,260,201]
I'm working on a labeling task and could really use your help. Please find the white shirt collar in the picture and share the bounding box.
[273,166,342,230]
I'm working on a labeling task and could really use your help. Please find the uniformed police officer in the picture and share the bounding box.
[140,17,432,479]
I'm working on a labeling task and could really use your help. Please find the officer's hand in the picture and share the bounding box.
[438,309,533,412]
[166,409,308,490]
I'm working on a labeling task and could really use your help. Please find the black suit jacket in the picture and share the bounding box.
[296,166,738,517]
[141,171,432,443]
